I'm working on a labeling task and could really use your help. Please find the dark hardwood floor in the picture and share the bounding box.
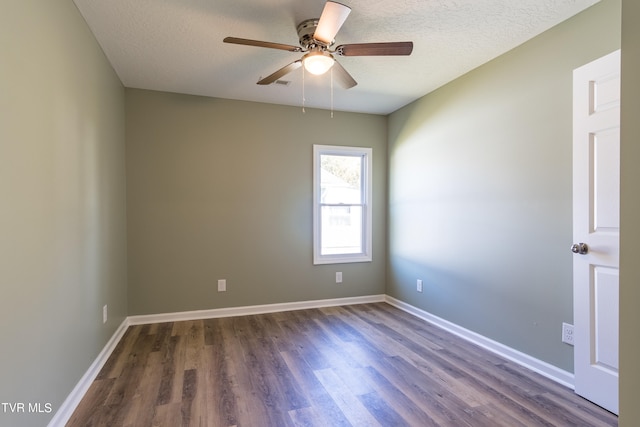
[67,303,617,426]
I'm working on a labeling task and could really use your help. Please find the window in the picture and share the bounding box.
[313,145,372,264]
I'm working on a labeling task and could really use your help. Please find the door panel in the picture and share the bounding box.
[593,266,619,370]
[593,130,620,230]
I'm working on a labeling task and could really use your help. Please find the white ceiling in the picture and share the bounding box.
[72,0,599,115]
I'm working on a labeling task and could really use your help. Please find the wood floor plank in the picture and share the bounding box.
[151,322,173,352]
[358,390,411,427]
[346,304,445,352]
[287,406,322,427]
[310,317,375,396]
[476,402,539,427]
[155,335,180,406]
[184,320,205,371]
[65,378,115,426]
[434,347,573,425]
[151,402,182,427]
[279,312,332,370]
[96,326,142,381]
[67,303,618,427]
[537,391,618,427]
[202,319,238,427]
[280,349,352,427]
[360,365,440,427]
[237,319,304,417]
[223,316,288,427]
[180,368,198,426]
[254,316,309,411]
[104,329,155,408]
[128,351,165,427]
[349,316,493,410]
[167,335,187,405]
[374,354,482,427]
[313,368,382,427]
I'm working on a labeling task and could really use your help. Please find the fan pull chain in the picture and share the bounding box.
[330,66,334,118]
[302,66,306,114]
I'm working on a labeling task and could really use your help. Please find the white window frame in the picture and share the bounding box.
[313,144,373,265]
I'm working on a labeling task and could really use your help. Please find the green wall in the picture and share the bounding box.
[125,90,387,315]
[387,0,620,372]
[0,1,127,426]
[619,0,640,423]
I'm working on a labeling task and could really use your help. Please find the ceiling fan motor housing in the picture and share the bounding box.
[297,19,333,49]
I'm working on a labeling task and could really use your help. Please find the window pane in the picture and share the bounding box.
[320,154,362,204]
[320,205,363,255]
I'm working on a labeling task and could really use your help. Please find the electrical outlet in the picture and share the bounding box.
[417,279,423,293]
[103,305,108,324]
[218,279,227,292]
[562,322,574,345]
[336,272,343,283]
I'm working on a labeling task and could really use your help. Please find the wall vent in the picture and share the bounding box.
[275,80,291,86]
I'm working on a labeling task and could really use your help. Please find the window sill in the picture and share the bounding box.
[313,255,372,265]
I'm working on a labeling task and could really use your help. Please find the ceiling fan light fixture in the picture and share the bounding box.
[303,51,335,75]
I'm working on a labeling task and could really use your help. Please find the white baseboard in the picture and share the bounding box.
[48,318,130,427]
[384,295,575,389]
[127,294,386,325]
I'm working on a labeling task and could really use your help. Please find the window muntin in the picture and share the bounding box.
[313,145,372,264]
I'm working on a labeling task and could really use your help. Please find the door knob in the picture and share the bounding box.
[571,242,589,255]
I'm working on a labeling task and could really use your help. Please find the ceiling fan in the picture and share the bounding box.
[223,1,413,89]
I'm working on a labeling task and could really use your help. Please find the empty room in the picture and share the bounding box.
[1,0,639,426]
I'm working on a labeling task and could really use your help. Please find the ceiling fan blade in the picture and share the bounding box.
[257,60,303,85]
[335,41,414,56]
[223,37,301,52]
[313,1,351,45]
[331,61,357,89]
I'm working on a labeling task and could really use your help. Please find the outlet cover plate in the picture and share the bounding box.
[218,279,227,292]
[417,279,423,293]
[562,322,574,345]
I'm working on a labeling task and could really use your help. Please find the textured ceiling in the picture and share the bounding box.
[72,0,599,114]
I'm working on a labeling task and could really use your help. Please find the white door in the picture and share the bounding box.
[572,49,620,415]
